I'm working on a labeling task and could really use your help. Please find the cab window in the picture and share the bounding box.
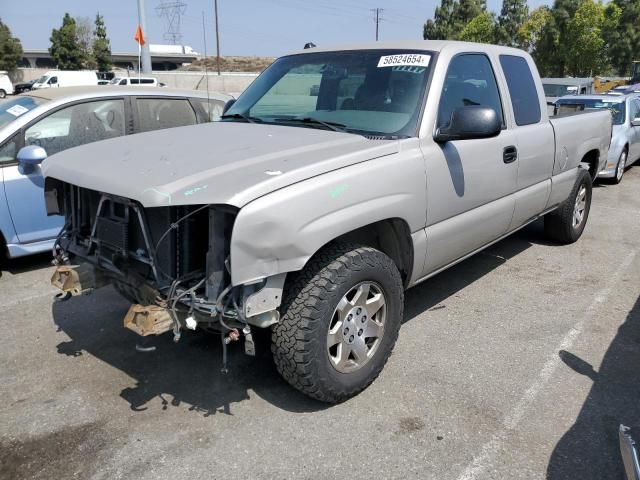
[437,54,504,129]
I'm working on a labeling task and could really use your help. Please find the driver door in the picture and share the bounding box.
[3,98,126,244]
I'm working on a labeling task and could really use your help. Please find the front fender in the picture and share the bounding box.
[229,148,426,286]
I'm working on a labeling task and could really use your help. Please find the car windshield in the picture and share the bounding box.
[0,95,48,130]
[543,84,580,97]
[36,75,49,84]
[109,78,122,84]
[556,98,626,124]
[224,49,433,137]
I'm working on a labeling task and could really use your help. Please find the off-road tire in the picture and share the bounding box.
[544,168,592,244]
[271,243,404,403]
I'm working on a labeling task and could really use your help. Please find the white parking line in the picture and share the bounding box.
[456,249,637,480]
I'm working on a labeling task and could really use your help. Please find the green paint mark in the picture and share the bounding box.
[142,187,172,204]
[330,183,349,199]
[184,185,208,196]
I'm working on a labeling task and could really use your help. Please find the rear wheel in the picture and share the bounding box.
[271,243,404,403]
[544,168,592,244]
[0,90,5,99]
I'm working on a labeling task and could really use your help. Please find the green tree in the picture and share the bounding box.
[424,0,457,39]
[517,7,552,51]
[496,0,529,46]
[458,12,497,43]
[531,0,581,76]
[424,0,486,40]
[452,0,486,31]
[0,18,23,71]
[92,13,112,71]
[607,0,640,76]
[564,0,620,76]
[49,13,84,70]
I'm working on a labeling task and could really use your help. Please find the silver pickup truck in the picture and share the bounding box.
[43,41,611,402]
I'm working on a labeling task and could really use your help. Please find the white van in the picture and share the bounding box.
[109,76,161,87]
[31,71,98,89]
[0,71,14,98]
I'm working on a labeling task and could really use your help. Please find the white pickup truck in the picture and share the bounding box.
[44,41,612,402]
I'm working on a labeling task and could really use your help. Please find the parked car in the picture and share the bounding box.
[110,76,161,87]
[0,86,232,259]
[0,72,14,98]
[542,77,594,103]
[13,79,37,94]
[45,41,611,402]
[556,94,640,183]
[32,71,98,89]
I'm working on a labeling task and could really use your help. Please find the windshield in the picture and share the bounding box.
[224,50,433,137]
[0,95,48,130]
[109,77,122,84]
[543,84,580,97]
[556,98,626,124]
[35,75,49,84]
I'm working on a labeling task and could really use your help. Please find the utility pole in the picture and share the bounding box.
[136,0,152,73]
[371,8,383,41]
[214,0,221,75]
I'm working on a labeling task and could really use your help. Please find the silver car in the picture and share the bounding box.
[556,94,640,183]
[0,86,232,259]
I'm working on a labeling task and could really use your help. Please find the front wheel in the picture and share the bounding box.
[544,168,592,244]
[0,90,6,99]
[271,243,404,403]
[612,149,627,184]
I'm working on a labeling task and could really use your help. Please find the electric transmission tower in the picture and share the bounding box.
[156,0,187,44]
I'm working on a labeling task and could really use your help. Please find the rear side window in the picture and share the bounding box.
[437,54,504,129]
[499,55,541,126]
[136,98,197,133]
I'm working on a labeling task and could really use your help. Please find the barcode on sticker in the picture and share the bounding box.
[378,54,430,68]
[6,104,28,117]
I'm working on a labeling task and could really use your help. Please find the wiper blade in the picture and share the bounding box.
[274,117,347,132]
[221,113,262,123]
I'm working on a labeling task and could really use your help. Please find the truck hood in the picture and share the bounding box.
[42,122,399,208]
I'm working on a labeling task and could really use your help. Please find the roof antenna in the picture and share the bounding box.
[201,10,211,121]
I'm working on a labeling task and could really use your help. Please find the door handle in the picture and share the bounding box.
[503,145,518,164]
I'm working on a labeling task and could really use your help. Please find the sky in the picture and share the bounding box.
[2,0,552,58]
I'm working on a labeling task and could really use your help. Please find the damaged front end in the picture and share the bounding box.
[46,179,284,364]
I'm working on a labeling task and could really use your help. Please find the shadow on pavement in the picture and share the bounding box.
[1,252,52,276]
[547,295,640,479]
[50,219,547,416]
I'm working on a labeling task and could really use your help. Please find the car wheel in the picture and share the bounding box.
[272,243,404,403]
[544,168,592,244]
[612,149,627,184]
[0,90,6,99]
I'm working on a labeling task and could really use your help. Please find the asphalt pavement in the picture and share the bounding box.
[1,167,639,480]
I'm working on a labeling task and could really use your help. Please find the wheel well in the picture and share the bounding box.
[0,230,7,264]
[331,218,414,287]
[581,149,600,181]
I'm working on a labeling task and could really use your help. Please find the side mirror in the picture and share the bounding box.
[632,118,640,127]
[435,106,501,143]
[222,98,236,115]
[17,145,48,172]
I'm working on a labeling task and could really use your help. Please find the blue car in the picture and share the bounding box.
[0,86,231,260]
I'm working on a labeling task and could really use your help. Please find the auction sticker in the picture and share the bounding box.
[6,104,28,117]
[378,53,430,68]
